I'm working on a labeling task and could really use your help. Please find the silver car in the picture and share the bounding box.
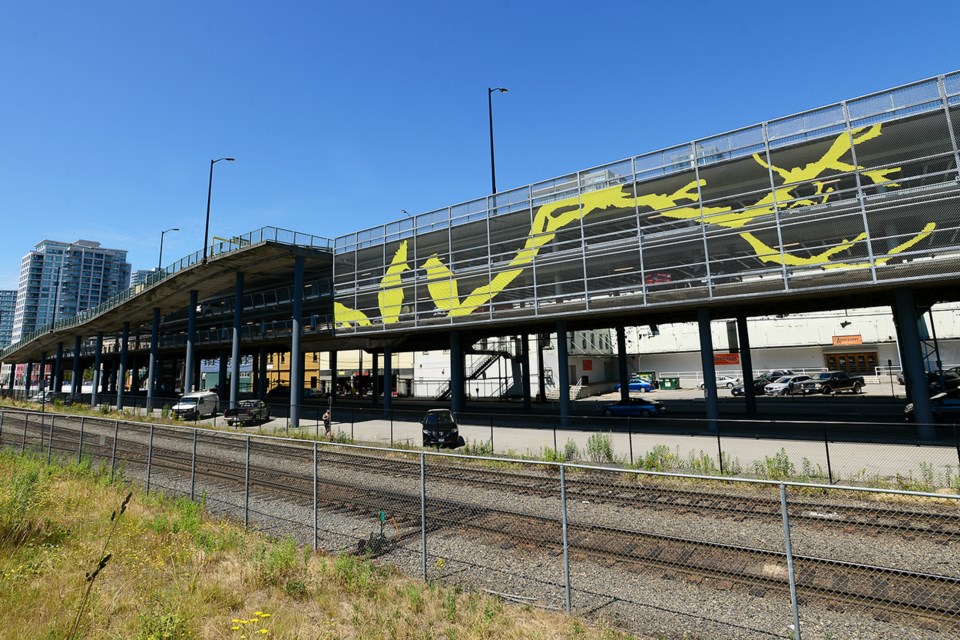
[764,375,811,396]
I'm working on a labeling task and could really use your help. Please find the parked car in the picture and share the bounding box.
[699,375,740,389]
[30,390,58,403]
[224,399,271,427]
[266,385,290,398]
[600,397,665,417]
[904,390,960,423]
[759,369,794,380]
[614,379,655,393]
[420,409,462,448]
[799,371,865,395]
[764,375,812,396]
[171,391,219,420]
[929,371,960,395]
[730,378,769,397]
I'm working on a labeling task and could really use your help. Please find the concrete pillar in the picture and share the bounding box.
[371,351,379,406]
[329,350,338,405]
[217,352,228,402]
[537,333,547,403]
[71,335,82,398]
[736,314,757,416]
[616,325,629,401]
[258,346,267,399]
[557,322,570,426]
[91,333,103,406]
[697,308,719,429]
[894,288,934,436]
[450,331,464,415]
[290,256,304,428]
[117,322,130,410]
[185,290,197,393]
[230,272,243,410]
[383,348,393,417]
[148,307,160,410]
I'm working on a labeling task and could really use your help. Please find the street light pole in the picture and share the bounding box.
[158,227,180,272]
[202,157,235,264]
[487,87,508,194]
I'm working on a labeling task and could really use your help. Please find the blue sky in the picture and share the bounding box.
[1,0,957,290]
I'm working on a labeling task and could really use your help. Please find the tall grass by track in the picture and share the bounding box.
[0,449,643,640]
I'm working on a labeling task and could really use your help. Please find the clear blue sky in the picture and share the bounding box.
[1,0,957,290]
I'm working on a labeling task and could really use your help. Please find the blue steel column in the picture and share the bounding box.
[185,290,197,393]
[217,351,227,402]
[371,352,379,406]
[383,348,393,417]
[230,273,243,410]
[894,289,934,435]
[557,322,570,426]
[71,335,82,398]
[91,333,103,406]
[147,307,160,411]
[38,351,47,392]
[736,315,757,416]
[521,334,531,411]
[616,325,629,402]
[54,342,63,394]
[697,308,719,430]
[328,351,337,405]
[25,361,34,397]
[290,256,304,428]
[450,331,464,415]
[116,322,129,410]
[258,346,267,399]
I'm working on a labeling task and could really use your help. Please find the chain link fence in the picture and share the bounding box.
[2,408,958,639]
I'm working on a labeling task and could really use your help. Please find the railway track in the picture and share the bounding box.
[3,410,959,633]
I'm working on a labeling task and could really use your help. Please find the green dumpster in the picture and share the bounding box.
[660,377,681,390]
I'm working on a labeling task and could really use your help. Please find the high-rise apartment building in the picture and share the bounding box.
[0,290,16,349]
[11,239,131,344]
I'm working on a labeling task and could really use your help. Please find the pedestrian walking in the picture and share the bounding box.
[323,409,331,436]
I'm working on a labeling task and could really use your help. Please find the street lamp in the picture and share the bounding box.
[487,87,508,194]
[158,227,180,271]
[202,157,235,264]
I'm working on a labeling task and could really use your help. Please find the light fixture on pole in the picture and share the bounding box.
[202,157,235,264]
[158,227,180,271]
[487,87,508,194]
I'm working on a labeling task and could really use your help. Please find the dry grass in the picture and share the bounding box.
[0,450,642,640]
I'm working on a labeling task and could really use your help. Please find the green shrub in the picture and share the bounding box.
[638,444,680,471]
[563,439,580,462]
[752,448,795,480]
[255,537,299,586]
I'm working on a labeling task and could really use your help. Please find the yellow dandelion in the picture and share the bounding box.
[231,626,241,631]
[260,613,271,618]
[232,619,241,623]
[255,611,264,616]
[258,630,269,635]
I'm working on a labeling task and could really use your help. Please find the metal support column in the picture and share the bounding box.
[697,308,719,429]
[616,325,629,401]
[24,361,34,397]
[371,351,379,406]
[258,346,267,399]
[450,331,463,415]
[520,334,531,410]
[91,333,102,406]
[116,322,129,410]
[736,314,757,416]
[290,256,304,428]
[894,288,934,435]
[557,322,570,426]
[147,307,160,411]
[230,272,243,410]
[54,342,63,394]
[217,351,227,403]
[383,348,393,418]
[185,290,198,393]
[71,335,82,399]
[328,351,337,405]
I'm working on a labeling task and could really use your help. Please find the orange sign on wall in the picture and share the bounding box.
[583,359,593,371]
[832,335,863,346]
[714,353,740,365]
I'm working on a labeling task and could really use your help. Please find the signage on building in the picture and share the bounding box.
[583,359,592,371]
[714,353,740,365]
[832,335,863,346]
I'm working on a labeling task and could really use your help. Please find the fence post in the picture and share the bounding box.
[553,418,557,453]
[628,424,634,466]
[390,411,394,447]
[78,417,85,464]
[823,425,834,484]
[0,410,4,445]
[244,435,250,528]
[351,410,355,441]
[779,483,802,640]
[560,464,571,613]
[954,423,960,466]
[490,417,494,452]
[716,427,725,475]
[47,416,55,464]
[420,452,427,581]
[21,413,28,453]
[146,424,154,495]
[313,441,318,552]
[110,420,119,481]
[190,429,198,501]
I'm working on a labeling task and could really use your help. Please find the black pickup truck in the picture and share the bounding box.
[799,371,866,395]
[223,399,271,426]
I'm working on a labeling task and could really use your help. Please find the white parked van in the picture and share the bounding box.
[171,391,219,420]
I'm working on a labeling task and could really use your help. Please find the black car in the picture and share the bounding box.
[421,409,462,448]
[904,390,960,423]
[731,378,769,397]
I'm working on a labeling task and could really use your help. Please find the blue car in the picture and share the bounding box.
[613,379,655,393]
[600,397,665,417]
